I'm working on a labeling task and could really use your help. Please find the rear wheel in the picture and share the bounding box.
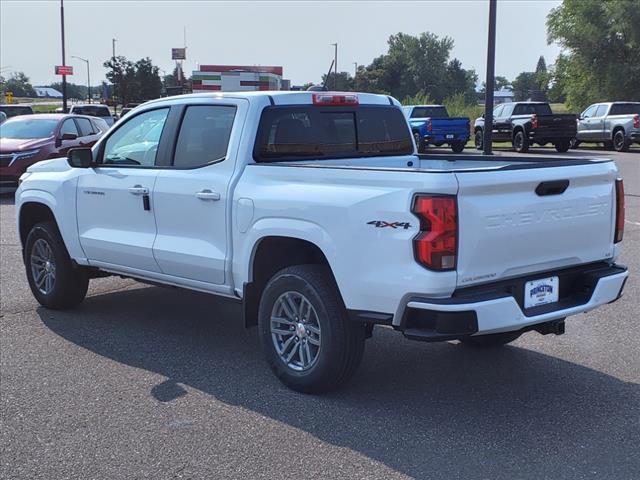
[24,221,89,309]
[459,331,522,348]
[451,141,465,153]
[613,130,630,152]
[513,130,530,153]
[474,129,483,150]
[555,139,571,153]
[258,265,366,393]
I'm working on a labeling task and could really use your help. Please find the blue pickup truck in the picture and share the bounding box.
[402,105,470,153]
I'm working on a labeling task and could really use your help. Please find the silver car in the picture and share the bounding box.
[575,102,640,152]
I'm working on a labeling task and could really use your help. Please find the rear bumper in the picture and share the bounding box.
[628,131,640,143]
[397,262,628,341]
[424,133,469,143]
[528,130,576,142]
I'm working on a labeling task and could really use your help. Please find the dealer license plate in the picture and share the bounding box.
[524,276,559,309]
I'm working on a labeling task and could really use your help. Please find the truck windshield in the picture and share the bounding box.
[254,105,413,161]
[609,103,640,115]
[410,106,448,118]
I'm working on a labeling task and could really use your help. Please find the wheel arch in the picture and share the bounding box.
[242,235,338,328]
[18,200,58,251]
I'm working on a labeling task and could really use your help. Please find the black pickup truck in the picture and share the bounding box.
[474,102,577,153]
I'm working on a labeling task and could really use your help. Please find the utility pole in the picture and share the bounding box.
[483,0,497,155]
[72,56,90,103]
[112,38,117,114]
[60,0,67,112]
[353,62,358,90]
[330,43,337,90]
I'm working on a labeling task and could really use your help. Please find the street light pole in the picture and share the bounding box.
[60,0,67,112]
[112,38,117,114]
[353,62,358,90]
[72,56,90,103]
[483,0,497,155]
[330,43,337,89]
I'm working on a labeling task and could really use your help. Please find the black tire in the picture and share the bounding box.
[474,129,483,150]
[513,130,530,153]
[570,138,580,149]
[24,221,89,310]
[451,141,465,153]
[413,132,426,153]
[613,129,630,152]
[258,264,366,393]
[459,331,522,348]
[555,139,571,153]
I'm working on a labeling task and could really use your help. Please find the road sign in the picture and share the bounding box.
[172,48,186,60]
[5,91,13,103]
[55,65,73,75]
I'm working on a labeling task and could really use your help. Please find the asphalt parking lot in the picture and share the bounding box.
[1,148,639,479]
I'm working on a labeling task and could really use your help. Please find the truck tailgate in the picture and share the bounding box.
[455,161,617,287]
[431,117,469,135]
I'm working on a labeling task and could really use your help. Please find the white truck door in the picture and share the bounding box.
[77,107,171,272]
[152,100,246,285]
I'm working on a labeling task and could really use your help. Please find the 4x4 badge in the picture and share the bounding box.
[367,221,412,229]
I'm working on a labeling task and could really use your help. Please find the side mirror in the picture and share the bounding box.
[60,132,78,141]
[67,147,94,168]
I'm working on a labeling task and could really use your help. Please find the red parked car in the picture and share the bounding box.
[0,114,108,193]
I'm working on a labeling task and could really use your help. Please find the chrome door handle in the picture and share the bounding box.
[128,185,149,195]
[196,189,221,201]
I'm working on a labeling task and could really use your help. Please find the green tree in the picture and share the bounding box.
[511,72,538,101]
[321,71,354,91]
[2,72,35,97]
[535,55,549,100]
[480,76,512,93]
[48,82,86,100]
[135,57,162,101]
[547,0,640,110]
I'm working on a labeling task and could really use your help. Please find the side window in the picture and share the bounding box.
[594,105,608,117]
[60,119,79,137]
[173,105,236,168]
[102,108,169,167]
[581,105,597,118]
[75,118,95,137]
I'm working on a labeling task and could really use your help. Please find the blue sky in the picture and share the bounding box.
[1,0,562,87]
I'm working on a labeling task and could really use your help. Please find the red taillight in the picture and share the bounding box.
[615,178,625,243]
[426,118,433,133]
[412,195,458,271]
[312,93,358,106]
[531,114,539,129]
[633,114,639,129]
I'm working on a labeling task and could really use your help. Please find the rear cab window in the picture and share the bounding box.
[0,106,34,118]
[410,106,448,118]
[72,105,112,117]
[609,103,640,115]
[513,103,553,115]
[254,105,412,162]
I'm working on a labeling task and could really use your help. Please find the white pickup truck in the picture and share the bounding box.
[16,91,628,393]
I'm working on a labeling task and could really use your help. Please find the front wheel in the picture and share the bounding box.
[613,130,630,152]
[459,331,522,348]
[24,221,89,309]
[258,265,366,393]
[474,129,483,150]
[451,141,465,153]
[555,139,571,153]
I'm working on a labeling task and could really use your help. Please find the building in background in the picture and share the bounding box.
[34,87,63,99]
[191,65,284,92]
